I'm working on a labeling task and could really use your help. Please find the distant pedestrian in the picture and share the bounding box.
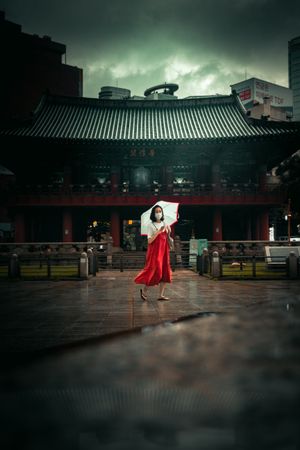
[134,204,172,301]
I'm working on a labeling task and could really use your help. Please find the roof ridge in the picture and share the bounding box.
[44,92,236,109]
[1,92,299,141]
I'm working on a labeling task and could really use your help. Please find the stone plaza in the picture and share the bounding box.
[0,270,300,449]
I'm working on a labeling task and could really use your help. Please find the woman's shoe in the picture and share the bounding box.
[140,289,147,301]
[157,296,170,301]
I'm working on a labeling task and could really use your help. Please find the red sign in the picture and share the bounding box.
[239,89,251,101]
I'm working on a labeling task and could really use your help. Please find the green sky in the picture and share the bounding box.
[1,0,300,98]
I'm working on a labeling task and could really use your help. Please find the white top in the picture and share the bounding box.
[147,221,171,239]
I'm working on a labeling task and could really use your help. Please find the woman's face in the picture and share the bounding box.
[154,207,163,221]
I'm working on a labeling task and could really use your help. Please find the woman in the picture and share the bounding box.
[134,204,172,301]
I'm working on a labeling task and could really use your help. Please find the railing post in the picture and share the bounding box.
[287,251,298,279]
[203,248,209,274]
[47,255,51,278]
[120,254,123,272]
[87,248,94,275]
[197,255,202,275]
[107,236,113,267]
[252,255,256,278]
[174,235,182,266]
[211,251,221,278]
[93,251,98,274]
[170,251,176,272]
[198,248,209,275]
[9,253,19,278]
[80,252,89,279]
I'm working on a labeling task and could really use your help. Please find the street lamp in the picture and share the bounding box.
[287,198,292,245]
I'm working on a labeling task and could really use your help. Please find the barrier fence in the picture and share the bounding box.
[0,240,299,280]
[1,253,83,279]
[198,252,300,280]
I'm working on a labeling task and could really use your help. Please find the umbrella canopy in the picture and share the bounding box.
[140,200,179,235]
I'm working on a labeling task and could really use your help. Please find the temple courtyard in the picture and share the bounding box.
[0,270,299,449]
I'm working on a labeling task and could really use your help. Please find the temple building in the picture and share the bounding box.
[1,85,300,248]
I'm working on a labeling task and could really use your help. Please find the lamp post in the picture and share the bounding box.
[287,198,292,246]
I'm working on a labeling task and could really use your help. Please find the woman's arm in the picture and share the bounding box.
[148,226,164,244]
[165,224,171,234]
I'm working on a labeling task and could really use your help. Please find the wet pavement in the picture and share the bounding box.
[0,270,300,449]
[1,269,299,353]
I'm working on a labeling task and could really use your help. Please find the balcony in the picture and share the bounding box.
[6,180,282,195]
[3,181,284,207]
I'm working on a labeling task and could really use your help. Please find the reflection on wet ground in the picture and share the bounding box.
[0,270,300,449]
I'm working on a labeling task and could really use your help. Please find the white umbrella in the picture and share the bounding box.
[140,200,179,235]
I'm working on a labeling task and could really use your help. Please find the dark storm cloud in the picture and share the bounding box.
[1,0,300,97]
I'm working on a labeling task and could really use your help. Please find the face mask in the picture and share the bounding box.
[155,212,162,220]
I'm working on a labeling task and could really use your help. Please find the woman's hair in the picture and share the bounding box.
[150,205,164,222]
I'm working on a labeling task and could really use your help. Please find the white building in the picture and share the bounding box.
[231,77,293,121]
[98,86,131,100]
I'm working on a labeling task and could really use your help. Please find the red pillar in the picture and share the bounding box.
[213,209,223,240]
[110,209,120,247]
[260,210,269,241]
[62,209,73,242]
[15,212,25,242]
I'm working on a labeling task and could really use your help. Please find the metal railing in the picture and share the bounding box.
[220,255,289,278]
[0,242,109,279]
[204,253,300,280]
[2,248,298,279]
[0,253,82,279]
[110,251,177,272]
[0,241,108,254]
[1,238,299,279]
[18,253,81,278]
[193,240,300,257]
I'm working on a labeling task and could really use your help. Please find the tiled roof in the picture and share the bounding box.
[1,93,299,142]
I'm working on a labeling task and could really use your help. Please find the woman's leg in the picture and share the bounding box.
[143,285,148,295]
[159,282,166,297]
[140,284,148,301]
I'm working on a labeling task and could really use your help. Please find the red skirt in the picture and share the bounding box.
[134,232,172,286]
